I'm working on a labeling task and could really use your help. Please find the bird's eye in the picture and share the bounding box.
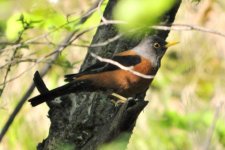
[153,43,161,48]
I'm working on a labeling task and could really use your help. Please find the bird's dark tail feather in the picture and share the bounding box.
[28,80,89,107]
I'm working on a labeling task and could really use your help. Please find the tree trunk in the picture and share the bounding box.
[37,0,181,149]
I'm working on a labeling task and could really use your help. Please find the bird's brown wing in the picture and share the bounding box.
[64,54,141,82]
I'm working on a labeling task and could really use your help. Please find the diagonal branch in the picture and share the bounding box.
[90,53,155,79]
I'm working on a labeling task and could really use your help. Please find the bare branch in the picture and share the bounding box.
[152,24,225,38]
[98,0,107,23]
[87,16,225,38]
[1,36,23,95]
[90,53,155,79]
[0,59,48,70]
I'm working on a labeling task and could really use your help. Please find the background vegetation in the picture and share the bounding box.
[0,0,225,149]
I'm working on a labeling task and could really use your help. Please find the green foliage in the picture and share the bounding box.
[5,8,67,41]
[160,111,212,130]
[1,108,47,150]
[6,13,24,41]
[130,113,193,150]
[216,120,225,146]
[81,0,108,30]
[113,0,176,35]
[0,20,6,34]
[196,79,214,100]
[55,54,80,69]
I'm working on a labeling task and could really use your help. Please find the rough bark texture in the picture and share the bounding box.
[37,0,181,149]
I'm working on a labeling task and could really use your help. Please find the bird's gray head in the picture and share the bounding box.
[134,35,177,68]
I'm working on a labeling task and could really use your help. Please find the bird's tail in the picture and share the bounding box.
[28,80,88,107]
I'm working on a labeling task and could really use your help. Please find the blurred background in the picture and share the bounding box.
[0,0,225,149]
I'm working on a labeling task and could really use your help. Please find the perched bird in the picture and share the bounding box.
[28,35,178,107]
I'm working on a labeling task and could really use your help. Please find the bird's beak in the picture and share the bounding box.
[165,41,179,48]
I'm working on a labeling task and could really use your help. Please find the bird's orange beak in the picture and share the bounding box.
[165,41,179,48]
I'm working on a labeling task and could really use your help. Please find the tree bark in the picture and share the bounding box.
[37,0,181,149]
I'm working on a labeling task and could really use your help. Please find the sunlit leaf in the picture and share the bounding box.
[113,0,176,35]
[5,13,24,41]
[55,55,74,69]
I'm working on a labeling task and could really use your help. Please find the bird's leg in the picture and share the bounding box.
[110,93,127,106]
[111,93,127,102]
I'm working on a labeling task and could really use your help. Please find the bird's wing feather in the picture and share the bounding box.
[64,55,141,82]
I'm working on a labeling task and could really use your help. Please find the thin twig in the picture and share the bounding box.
[97,0,107,23]
[151,24,225,38]
[90,53,155,79]
[1,29,25,95]
[1,48,19,93]
[40,21,123,60]
[202,101,224,150]
[0,59,46,70]
[92,17,225,38]
[92,16,225,38]
[21,31,123,48]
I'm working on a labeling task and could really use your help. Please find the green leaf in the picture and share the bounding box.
[113,0,176,35]
[5,13,24,41]
[55,55,74,69]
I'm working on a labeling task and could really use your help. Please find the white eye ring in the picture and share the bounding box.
[153,43,161,48]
